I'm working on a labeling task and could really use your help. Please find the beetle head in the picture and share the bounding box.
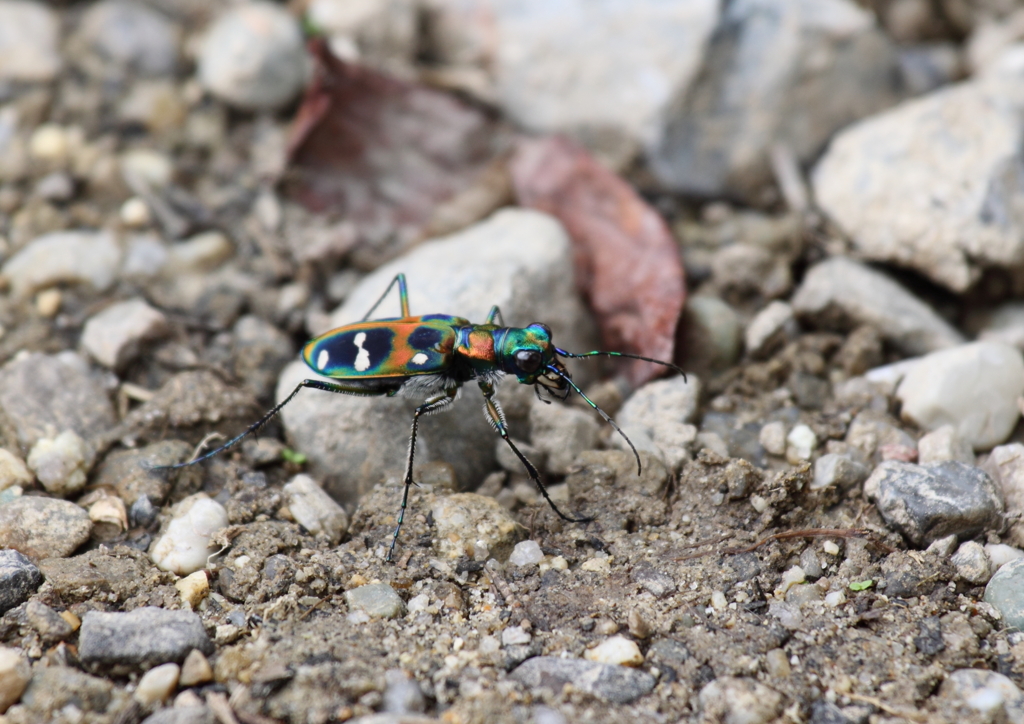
[500,323,558,384]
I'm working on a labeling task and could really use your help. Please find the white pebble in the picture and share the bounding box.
[80,297,168,370]
[509,540,544,566]
[283,474,348,545]
[119,197,151,227]
[776,566,806,596]
[150,495,228,575]
[175,571,210,610]
[120,149,174,188]
[406,594,431,614]
[27,430,90,498]
[0,645,31,713]
[164,231,233,275]
[896,341,1024,450]
[134,663,179,705]
[501,626,532,647]
[759,421,787,456]
[0,449,33,491]
[824,590,846,607]
[986,543,1024,569]
[710,591,728,610]
[823,540,840,556]
[786,425,817,462]
[29,124,71,162]
[584,635,643,667]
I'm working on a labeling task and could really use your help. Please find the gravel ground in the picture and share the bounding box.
[5,2,1024,724]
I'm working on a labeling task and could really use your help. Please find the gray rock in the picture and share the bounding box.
[896,342,1024,451]
[75,0,180,77]
[428,0,718,157]
[811,453,869,491]
[898,43,964,95]
[141,707,216,724]
[698,677,784,724]
[0,549,41,614]
[510,656,656,704]
[279,209,597,505]
[649,0,902,201]
[938,668,1024,721]
[19,667,112,715]
[0,0,61,82]
[81,298,169,370]
[529,400,599,476]
[951,540,993,585]
[24,600,74,642]
[978,302,1024,351]
[306,0,418,79]
[710,243,792,299]
[198,2,308,111]
[231,314,295,399]
[0,352,116,452]
[345,583,405,619]
[918,425,975,465]
[985,558,1024,630]
[745,301,797,359]
[282,474,348,545]
[844,410,917,463]
[791,257,964,356]
[813,53,1024,292]
[0,497,91,559]
[630,564,676,598]
[864,461,1004,546]
[26,430,91,498]
[616,376,701,471]
[382,668,426,714]
[0,231,122,298]
[92,439,199,506]
[678,295,742,374]
[495,438,546,476]
[79,607,213,671]
[982,443,1024,547]
[0,646,31,715]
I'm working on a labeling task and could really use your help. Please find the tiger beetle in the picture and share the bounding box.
[156,273,686,562]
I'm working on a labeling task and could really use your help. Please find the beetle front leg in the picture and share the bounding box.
[387,388,457,562]
[477,380,591,525]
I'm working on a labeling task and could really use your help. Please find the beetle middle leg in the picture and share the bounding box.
[388,387,458,562]
[477,380,591,525]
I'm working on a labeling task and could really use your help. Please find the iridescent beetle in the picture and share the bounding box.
[159,274,685,561]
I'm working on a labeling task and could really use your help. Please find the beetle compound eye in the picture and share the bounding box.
[515,349,542,373]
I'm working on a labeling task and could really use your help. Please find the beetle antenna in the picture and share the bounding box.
[545,365,642,474]
[555,348,687,382]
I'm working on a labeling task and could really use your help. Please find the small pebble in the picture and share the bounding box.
[282,474,348,545]
[776,566,806,596]
[822,540,840,556]
[985,558,1024,630]
[29,124,72,162]
[865,461,1004,546]
[824,590,846,607]
[0,449,33,490]
[81,298,169,370]
[759,421,787,456]
[163,231,233,275]
[382,669,425,715]
[0,0,61,82]
[79,607,213,669]
[699,677,784,724]
[0,230,122,297]
[765,649,791,678]
[986,544,1024,569]
[198,2,309,111]
[120,149,174,188]
[25,600,74,642]
[0,550,42,615]
[509,540,544,567]
[345,583,404,619]
[34,289,62,318]
[178,649,213,687]
[134,663,179,705]
[585,635,643,667]
[786,424,817,462]
[938,669,1024,721]
[77,0,181,77]
[432,493,519,562]
[0,496,92,559]
[150,495,228,575]
[951,541,993,585]
[131,495,158,527]
[918,424,974,465]
[34,171,74,201]
[745,301,797,359]
[581,557,612,574]
[530,400,600,474]
[511,656,655,704]
[927,534,959,557]
[502,626,532,647]
[119,197,151,227]
[0,645,31,714]
[27,429,91,497]
[811,453,869,491]
[175,571,209,610]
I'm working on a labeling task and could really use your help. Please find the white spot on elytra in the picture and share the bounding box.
[317,349,329,370]
[411,352,428,365]
[353,332,371,371]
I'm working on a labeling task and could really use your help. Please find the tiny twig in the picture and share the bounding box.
[674,528,879,562]
[846,693,927,722]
